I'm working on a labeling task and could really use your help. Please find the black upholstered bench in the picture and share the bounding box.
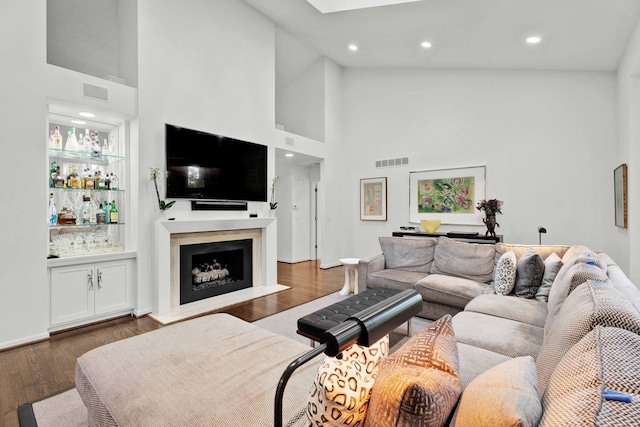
[297,288,413,344]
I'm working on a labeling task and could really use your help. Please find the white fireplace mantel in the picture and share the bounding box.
[154,217,279,321]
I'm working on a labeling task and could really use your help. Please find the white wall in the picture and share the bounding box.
[276,58,326,142]
[618,18,640,284]
[340,69,619,262]
[136,0,277,314]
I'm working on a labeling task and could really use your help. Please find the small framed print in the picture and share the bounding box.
[614,164,628,228]
[360,177,387,221]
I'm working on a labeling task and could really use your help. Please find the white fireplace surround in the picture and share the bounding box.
[153,217,285,324]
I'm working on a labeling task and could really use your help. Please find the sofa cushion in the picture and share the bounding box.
[536,280,640,396]
[513,249,545,299]
[367,270,426,292]
[534,253,564,302]
[415,274,487,309]
[493,251,517,295]
[495,243,569,265]
[545,262,609,336]
[464,294,547,327]
[307,336,389,426]
[364,315,461,427]
[456,343,512,388]
[454,356,542,427]
[430,237,496,283]
[379,236,438,273]
[540,326,640,427]
[453,311,544,359]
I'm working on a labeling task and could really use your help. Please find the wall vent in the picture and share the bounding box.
[285,137,295,146]
[82,83,108,102]
[376,157,409,168]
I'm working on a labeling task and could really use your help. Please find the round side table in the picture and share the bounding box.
[339,258,360,296]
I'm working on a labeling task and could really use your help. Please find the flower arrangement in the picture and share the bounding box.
[476,199,503,216]
[269,176,280,210]
[150,167,175,211]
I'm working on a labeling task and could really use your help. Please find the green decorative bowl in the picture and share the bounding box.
[421,219,441,234]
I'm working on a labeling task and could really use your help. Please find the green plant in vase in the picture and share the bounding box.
[476,199,503,237]
[269,176,280,211]
[150,167,175,211]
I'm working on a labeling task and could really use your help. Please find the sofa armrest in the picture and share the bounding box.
[358,254,385,292]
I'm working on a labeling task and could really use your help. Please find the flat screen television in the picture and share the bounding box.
[165,124,267,202]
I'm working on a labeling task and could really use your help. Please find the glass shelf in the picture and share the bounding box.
[49,148,124,164]
[49,223,125,230]
[49,186,124,193]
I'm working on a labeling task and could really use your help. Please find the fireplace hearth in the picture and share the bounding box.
[180,239,252,305]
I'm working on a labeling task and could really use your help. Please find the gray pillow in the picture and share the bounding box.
[379,236,437,273]
[430,237,496,283]
[514,249,545,299]
[534,253,564,302]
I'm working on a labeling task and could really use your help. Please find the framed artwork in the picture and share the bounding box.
[360,177,387,221]
[614,164,628,228]
[409,166,486,225]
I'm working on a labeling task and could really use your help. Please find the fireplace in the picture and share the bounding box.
[179,239,253,305]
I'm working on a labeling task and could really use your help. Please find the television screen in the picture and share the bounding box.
[165,124,267,202]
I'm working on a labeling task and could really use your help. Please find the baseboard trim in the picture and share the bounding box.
[0,332,50,352]
[320,261,342,269]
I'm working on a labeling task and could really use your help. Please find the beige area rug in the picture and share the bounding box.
[20,292,432,426]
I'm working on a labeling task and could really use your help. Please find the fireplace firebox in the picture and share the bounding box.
[179,239,252,305]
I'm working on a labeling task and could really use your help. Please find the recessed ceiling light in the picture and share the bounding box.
[348,44,358,51]
[79,112,96,118]
[285,153,294,157]
[421,41,432,48]
[71,120,86,125]
[526,36,542,44]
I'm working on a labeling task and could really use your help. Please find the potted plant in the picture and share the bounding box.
[269,176,280,214]
[150,167,175,212]
[476,199,503,237]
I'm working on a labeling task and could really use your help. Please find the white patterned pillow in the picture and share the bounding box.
[494,251,517,295]
[307,336,389,426]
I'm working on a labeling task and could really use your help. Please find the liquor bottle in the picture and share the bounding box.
[49,161,57,187]
[65,127,79,151]
[48,193,57,225]
[96,170,107,190]
[68,165,81,188]
[109,172,119,190]
[104,172,111,190]
[105,201,111,224]
[96,203,106,225]
[80,196,91,224]
[53,166,65,188]
[82,129,92,152]
[89,196,98,225]
[52,126,62,149]
[109,201,118,224]
[109,134,116,154]
[48,130,56,149]
[102,138,109,154]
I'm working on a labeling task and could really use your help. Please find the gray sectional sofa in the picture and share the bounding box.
[73,235,640,426]
[358,235,640,425]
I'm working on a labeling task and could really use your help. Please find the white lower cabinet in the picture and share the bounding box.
[50,258,134,328]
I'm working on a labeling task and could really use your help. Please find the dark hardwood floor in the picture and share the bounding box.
[0,261,344,427]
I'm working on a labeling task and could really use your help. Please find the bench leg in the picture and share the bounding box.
[407,318,412,337]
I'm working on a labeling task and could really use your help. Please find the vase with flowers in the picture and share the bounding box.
[476,199,503,237]
[269,176,280,215]
[150,167,175,213]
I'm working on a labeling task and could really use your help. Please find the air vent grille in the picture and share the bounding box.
[376,157,409,168]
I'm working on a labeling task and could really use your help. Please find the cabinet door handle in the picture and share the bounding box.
[97,269,103,290]
[88,270,94,290]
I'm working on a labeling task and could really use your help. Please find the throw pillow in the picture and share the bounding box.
[307,336,389,426]
[493,251,517,295]
[513,249,545,299]
[540,326,640,426]
[379,236,437,273]
[430,237,496,283]
[363,315,461,427]
[536,280,640,395]
[534,253,563,302]
[454,356,542,427]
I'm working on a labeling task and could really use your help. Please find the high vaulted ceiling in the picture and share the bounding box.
[244,0,640,72]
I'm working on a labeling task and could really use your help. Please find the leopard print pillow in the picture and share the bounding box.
[494,251,517,295]
[307,335,389,426]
